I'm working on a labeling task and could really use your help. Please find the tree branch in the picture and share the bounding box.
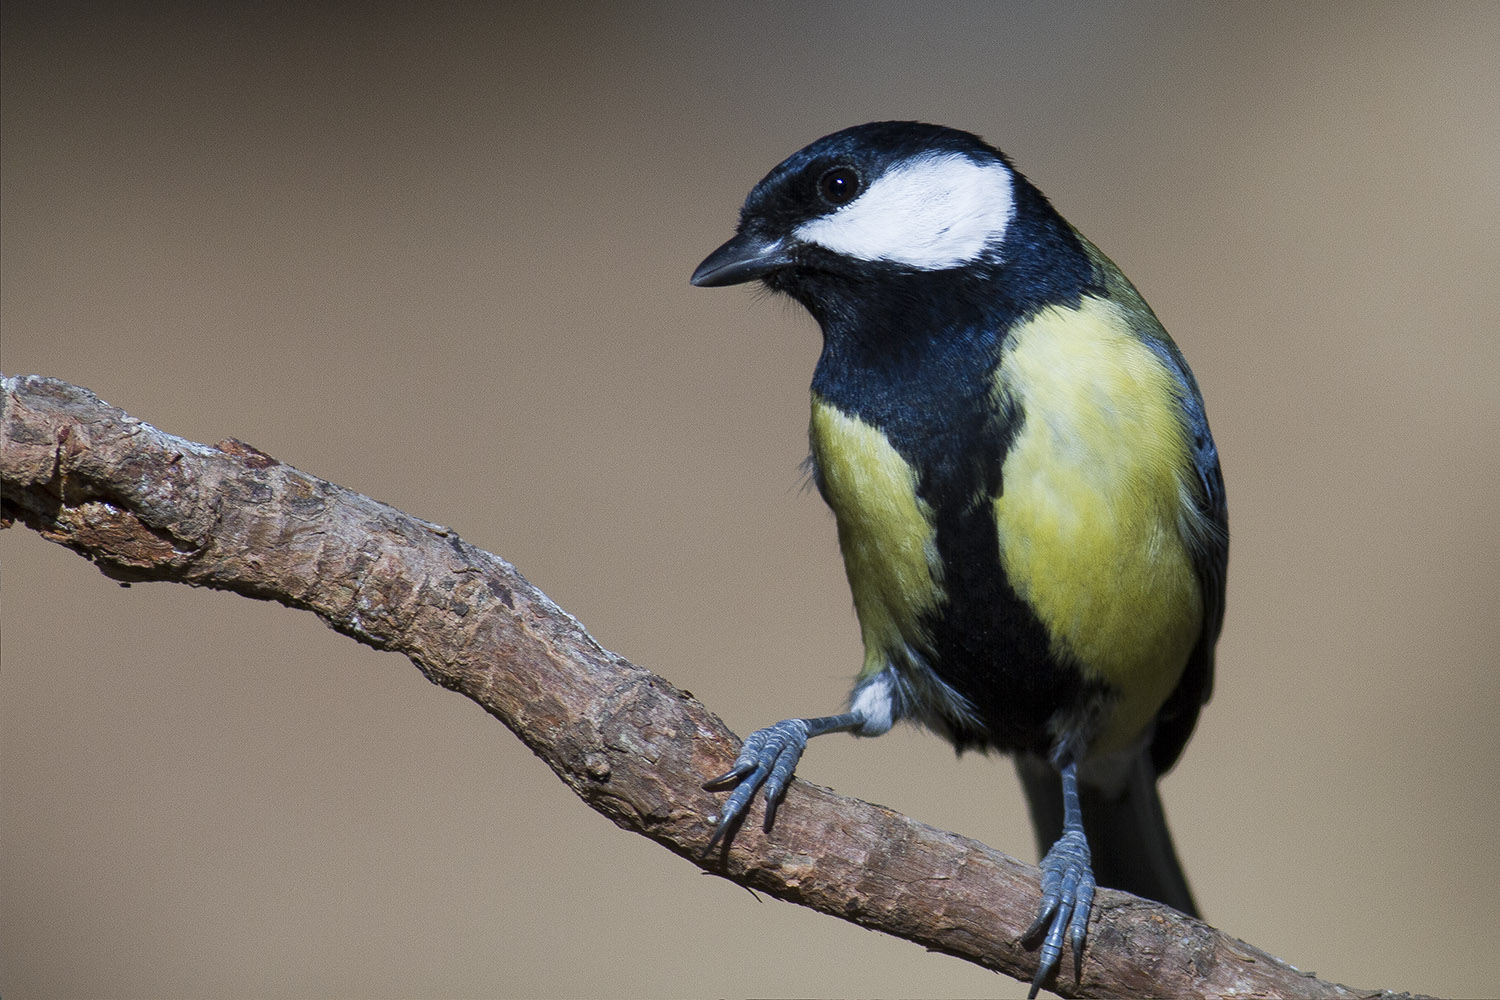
[0,374,1414,999]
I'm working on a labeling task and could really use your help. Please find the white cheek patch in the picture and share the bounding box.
[794,153,1015,270]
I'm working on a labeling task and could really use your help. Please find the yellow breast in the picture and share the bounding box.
[994,295,1203,753]
[809,398,942,680]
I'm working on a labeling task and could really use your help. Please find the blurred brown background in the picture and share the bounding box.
[3,4,1496,997]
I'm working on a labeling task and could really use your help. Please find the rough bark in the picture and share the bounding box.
[1,373,1418,999]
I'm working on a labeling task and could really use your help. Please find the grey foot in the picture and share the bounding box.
[701,718,811,852]
[1024,826,1096,997]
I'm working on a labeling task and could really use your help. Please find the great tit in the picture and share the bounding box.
[691,121,1227,996]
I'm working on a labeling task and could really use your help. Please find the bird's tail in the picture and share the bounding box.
[1015,752,1198,918]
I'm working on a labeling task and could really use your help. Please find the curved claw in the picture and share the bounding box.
[701,718,811,854]
[1024,827,1095,998]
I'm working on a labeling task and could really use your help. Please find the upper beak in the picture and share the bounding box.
[690,231,792,287]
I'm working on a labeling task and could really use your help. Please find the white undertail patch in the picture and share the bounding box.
[794,153,1015,270]
[849,672,896,736]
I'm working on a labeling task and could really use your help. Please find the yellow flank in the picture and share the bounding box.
[994,295,1203,754]
[810,397,942,680]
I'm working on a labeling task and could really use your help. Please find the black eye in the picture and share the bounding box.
[818,166,860,206]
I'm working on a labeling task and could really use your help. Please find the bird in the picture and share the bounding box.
[690,121,1227,997]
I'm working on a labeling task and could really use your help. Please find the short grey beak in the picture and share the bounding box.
[690,232,792,287]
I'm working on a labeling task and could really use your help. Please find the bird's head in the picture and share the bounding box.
[691,121,1020,299]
